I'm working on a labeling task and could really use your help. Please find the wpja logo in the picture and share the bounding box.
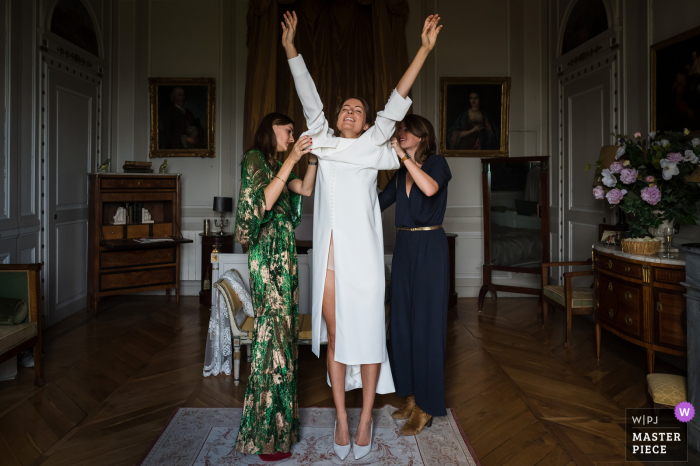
[625,403,691,462]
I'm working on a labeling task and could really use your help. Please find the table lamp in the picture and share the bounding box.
[213,197,233,235]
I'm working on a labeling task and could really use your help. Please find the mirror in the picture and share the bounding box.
[478,156,550,311]
[489,161,543,267]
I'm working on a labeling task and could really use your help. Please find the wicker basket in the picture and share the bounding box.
[621,239,661,256]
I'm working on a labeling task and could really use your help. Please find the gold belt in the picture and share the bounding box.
[397,225,443,231]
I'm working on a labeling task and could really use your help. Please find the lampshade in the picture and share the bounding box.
[213,197,233,213]
[592,145,620,187]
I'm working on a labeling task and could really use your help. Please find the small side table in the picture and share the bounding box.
[200,233,234,307]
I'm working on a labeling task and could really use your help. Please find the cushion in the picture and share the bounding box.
[0,322,37,354]
[299,315,312,341]
[0,270,29,304]
[238,314,313,342]
[0,298,28,325]
[647,373,687,406]
[544,286,593,308]
[240,316,254,338]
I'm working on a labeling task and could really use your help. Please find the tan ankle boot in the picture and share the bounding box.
[399,404,433,436]
[392,395,415,420]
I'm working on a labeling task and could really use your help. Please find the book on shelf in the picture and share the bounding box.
[123,168,154,173]
[123,161,152,167]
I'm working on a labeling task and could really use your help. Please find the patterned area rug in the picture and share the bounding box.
[139,405,480,465]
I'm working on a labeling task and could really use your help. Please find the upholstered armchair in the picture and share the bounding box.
[541,259,594,348]
[0,264,45,385]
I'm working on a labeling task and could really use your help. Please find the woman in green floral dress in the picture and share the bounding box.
[234,112,317,460]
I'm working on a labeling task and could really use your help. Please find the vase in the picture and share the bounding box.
[649,210,675,252]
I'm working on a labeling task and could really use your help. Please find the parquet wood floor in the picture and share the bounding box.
[0,295,695,465]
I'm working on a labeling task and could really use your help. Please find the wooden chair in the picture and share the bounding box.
[541,259,593,348]
[0,264,45,386]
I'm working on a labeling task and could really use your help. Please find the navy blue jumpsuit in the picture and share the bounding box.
[378,154,452,417]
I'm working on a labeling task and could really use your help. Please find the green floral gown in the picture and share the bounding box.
[233,150,303,454]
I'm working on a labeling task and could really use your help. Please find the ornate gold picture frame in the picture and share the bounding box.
[439,77,510,157]
[148,77,216,158]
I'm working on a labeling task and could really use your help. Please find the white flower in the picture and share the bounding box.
[660,158,680,180]
[601,168,617,187]
[693,138,700,148]
[615,146,625,160]
[684,149,699,164]
[661,139,670,147]
[649,131,657,139]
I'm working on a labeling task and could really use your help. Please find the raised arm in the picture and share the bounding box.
[396,15,442,99]
[281,12,332,142]
[372,15,442,145]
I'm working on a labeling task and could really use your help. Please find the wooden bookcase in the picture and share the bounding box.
[87,174,193,317]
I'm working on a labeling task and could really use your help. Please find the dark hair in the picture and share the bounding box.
[333,97,373,136]
[401,114,437,164]
[249,112,295,168]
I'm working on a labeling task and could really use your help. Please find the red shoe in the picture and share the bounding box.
[259,451,292,461]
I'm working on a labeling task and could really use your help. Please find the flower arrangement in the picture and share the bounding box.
[589,129,700,238]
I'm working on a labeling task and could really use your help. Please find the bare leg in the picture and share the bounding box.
[323,235,349,446]
[355,363,379,446]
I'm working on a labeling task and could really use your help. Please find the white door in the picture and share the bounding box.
[561,68,614,279]
[45,68,99,326]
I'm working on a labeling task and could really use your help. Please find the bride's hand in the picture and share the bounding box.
[391,138,406,160]
[420,15,442,52]
[281,11,298,49]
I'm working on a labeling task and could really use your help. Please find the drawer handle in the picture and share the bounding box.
[608,309,615,318]
[608,282,613,291]
[595,279,599,288]
[607,260,613,268]
[137,181,141,185]
[657,302,662,312]
[624,266,630,272]
[625,315,633,326]
[625,291,632,301]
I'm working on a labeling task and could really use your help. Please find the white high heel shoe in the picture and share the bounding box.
[333,420,351,460]
[352,419,373,460]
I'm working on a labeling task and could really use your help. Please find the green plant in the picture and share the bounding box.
[589,130,700,238]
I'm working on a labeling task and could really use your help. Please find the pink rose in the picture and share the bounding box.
[593,185,605,200]
[645,175,655,183]
[641,186,662,205]
[620,168,638,184]
[609,161,624,174]
[605,188,626,205]
[634,132,641,138]
[667,152,683,162]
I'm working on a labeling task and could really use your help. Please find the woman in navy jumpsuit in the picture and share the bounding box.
[379,114,452,435]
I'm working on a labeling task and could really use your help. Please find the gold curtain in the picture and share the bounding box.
[244,0,409,188]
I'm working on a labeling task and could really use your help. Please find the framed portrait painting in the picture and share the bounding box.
[148,78,216,158]
[440,77,510,157]
[651,25,700,132]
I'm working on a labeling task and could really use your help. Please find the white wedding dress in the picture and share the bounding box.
[289,55,410,393]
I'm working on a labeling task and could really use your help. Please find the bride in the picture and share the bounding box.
[281,11,442,460]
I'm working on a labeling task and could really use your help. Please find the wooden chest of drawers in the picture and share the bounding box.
[593,245,686,373]
[87,174,192,316]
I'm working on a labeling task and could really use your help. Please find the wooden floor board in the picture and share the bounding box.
[0,295,675,465]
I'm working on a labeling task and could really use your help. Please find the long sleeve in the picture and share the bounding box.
[288,55,335,146]
[379,171,398,212]
[371,89,412,146]
[234,151,274,248]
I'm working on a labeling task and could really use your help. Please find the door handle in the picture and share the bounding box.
[54,214,57,220]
